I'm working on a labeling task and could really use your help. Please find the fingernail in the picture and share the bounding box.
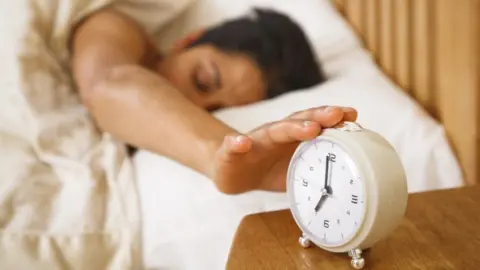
[303,121,315,127]
[235,135,246,143]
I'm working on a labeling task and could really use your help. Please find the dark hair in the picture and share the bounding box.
[189,8,327,99]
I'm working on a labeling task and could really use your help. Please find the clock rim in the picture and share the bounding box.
[286,136,368,249]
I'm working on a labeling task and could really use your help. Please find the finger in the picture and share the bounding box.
[287,105,328,120]
[219,134,253,156]
[249,119,321,148]
[288,106,359,125]
[288,106,344,127]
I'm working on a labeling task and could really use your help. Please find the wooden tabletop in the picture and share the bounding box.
[226,185,480,269]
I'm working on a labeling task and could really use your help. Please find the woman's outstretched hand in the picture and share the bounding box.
[210,106,358,194]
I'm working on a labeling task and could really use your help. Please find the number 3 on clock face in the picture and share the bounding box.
[288,138,366,247]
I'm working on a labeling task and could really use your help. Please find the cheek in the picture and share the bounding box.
[233,74,266,104]
[221,85,264,107]
[228,60,267,103]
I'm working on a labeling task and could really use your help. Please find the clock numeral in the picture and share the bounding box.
[346,210,351,215]
[328,153,336,162]
[302,179,308,187]
[323,220,330,228]
[351,195,359,204]
[309,166,314,171]
[349,179,354,185]
[337,219,341,225]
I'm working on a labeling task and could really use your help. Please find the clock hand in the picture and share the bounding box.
[314,188,329,212]
[324,155,330,189]
[314,156,331,213]
[326,187,333,196]
[325,155,334,195]
[329,157,334,194]
[314,194,327,212]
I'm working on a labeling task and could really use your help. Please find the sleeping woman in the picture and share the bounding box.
[71,7,359,194]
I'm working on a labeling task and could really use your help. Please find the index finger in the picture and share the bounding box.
[287,106,355,127]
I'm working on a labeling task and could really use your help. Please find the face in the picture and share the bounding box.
[156,44,267,111]
[288,138,366,247]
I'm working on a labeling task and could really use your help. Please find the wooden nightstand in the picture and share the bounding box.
[227,185,480,269]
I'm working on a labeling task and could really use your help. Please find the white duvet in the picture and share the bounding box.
[0,0,464,269]
[0,0,192,269]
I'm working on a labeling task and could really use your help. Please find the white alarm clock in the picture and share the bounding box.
[286,121,408,269]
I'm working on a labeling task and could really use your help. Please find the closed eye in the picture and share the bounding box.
[194,74,210,93]
[193,60,222,93]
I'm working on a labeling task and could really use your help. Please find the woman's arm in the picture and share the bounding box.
[71,9,234,178]
[71,8,358,194]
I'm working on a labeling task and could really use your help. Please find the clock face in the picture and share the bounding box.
[287,138,366,247]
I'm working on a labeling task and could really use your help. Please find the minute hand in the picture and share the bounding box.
[324,155,330,189]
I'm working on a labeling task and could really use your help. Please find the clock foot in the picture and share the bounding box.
[298,234,311,248]
[348,248,365,269]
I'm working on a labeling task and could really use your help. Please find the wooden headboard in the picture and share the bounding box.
[331,0,480,185]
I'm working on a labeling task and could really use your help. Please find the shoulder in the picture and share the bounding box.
[73,8,145,42]
[112,0,198,34]
[71,7,155,65]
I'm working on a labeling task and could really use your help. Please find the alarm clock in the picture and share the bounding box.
[286,121,408,269]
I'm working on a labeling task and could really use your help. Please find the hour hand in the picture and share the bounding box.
[314,195,326,212]
[314,189,329,212]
